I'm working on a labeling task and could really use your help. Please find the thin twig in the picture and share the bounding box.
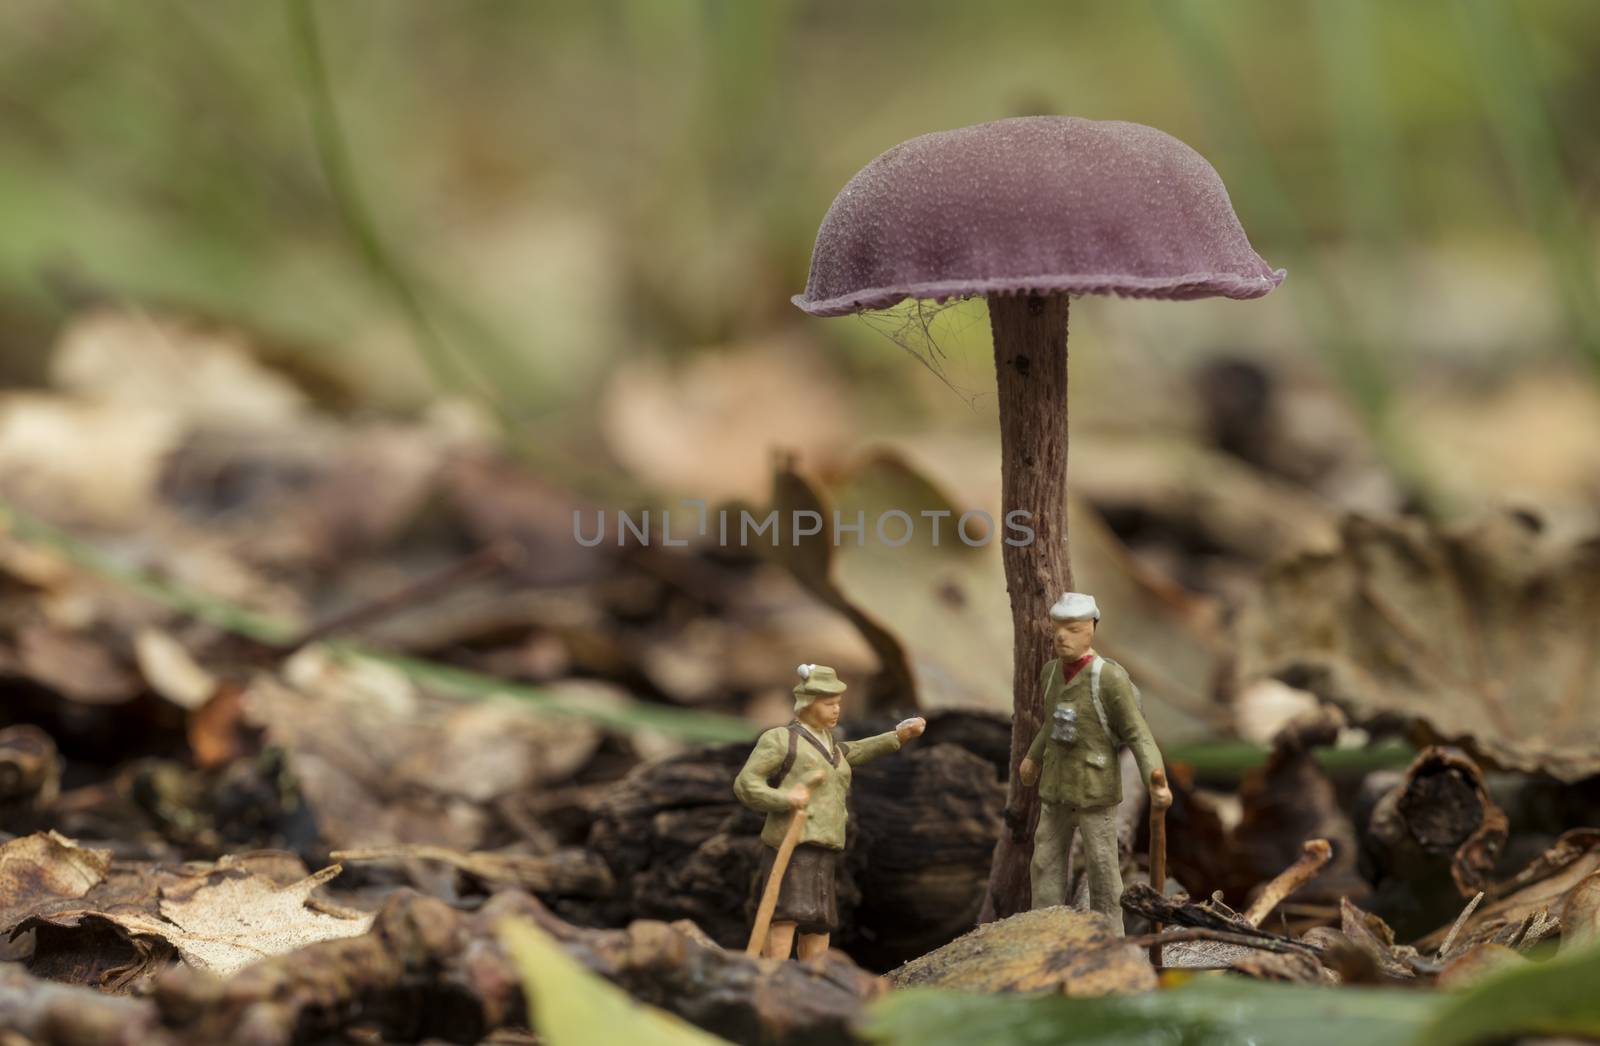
[1438,890,1485,959]
[278,540,522,650]
[1243,838,1333,928]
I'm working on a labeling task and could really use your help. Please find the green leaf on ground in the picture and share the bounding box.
[865,979,1436,1046]
[868,943,1600,1046]
[500,917,730,1046]
[1418,942,1600,1046]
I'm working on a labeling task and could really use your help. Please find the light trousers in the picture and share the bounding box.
[1030,800,1124,935]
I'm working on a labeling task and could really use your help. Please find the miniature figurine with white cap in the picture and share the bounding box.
[734,664,926,960]
[1012,592,1171,934]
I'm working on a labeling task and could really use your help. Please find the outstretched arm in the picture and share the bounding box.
[843,716,925,767]
[843,730,901,767]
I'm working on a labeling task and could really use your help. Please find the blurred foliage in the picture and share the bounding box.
[1,498,759,743]
[2,0,1600,467]
[867,942,1600,1046]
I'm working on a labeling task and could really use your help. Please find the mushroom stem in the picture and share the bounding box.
[981,291,1072,921]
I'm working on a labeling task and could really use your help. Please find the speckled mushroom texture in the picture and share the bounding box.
[794,116,1285,316]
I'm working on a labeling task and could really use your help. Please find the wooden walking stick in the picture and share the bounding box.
[746,769,826,957]
[1148,767,1168,969]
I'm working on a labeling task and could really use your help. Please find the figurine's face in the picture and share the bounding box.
[1051,618,1095,660]
[803,694,843,730]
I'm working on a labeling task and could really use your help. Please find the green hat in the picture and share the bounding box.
[794,663,847,707]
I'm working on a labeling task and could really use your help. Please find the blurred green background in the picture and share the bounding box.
[2,0,1599,513]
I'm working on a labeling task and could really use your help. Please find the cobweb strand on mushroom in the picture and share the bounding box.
[854,296,987,408]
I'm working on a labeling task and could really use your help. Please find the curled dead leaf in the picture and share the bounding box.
[0,831,110,931]
[1339,897,1422,981]
[6,848,364,988]
[1364,746,1508,899]
[1237,512,1600,781]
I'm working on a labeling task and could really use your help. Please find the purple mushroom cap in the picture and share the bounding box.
[794,116,1285,317]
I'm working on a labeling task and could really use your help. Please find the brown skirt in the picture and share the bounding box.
[750,843,840,935]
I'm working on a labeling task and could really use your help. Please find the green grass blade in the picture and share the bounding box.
[348,647,755,743]
[282,0,514,421]
[1454,0,1600,377]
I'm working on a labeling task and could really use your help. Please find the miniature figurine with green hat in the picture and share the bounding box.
[734,664,926,960]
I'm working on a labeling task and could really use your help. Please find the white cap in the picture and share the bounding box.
[1049,592,1101,622]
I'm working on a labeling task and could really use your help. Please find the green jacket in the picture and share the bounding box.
[1025,655,1162,808]
[734,723,902,850]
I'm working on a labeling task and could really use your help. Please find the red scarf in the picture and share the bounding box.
[1060,652,1094,685]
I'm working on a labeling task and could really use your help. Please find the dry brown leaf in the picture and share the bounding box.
[186,682,256,771]
[0,625,142,705]
[600,340,857,503]
[1069,430,1341,592]
[248,649,605,850]
[0,724,60,811]
[50,308,313,429]
[0,831,110,930]
[1560,870,1600,952]
[1227,948,1334,983]
[1236,511,1600,781]
[1339,898,1421,980]
[0,838,181,991]
[887,908,1155,995]
[5,850,337,991]
[133,628,218,710]
[331,844,614,897]
[1403,364,1600,511]
[147,864,372,977]
[11,852,371,983]
[0,395,180,525]
[1436,942,1526,989]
